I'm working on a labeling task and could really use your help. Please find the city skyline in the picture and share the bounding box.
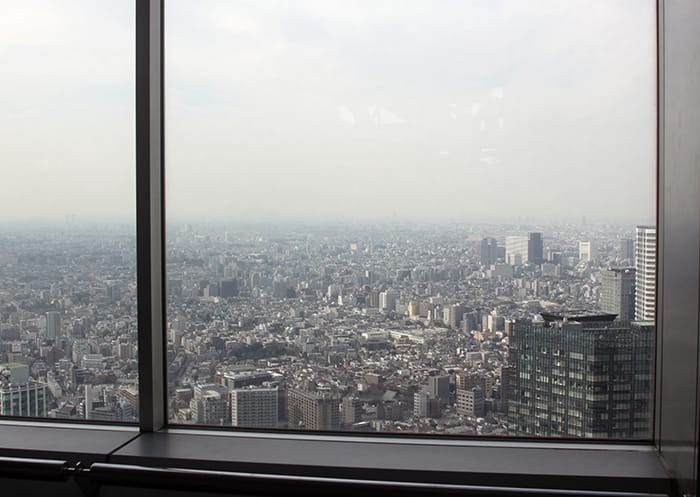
[0,219,656,437]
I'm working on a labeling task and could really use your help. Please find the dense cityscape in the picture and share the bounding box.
[0,221,655,438]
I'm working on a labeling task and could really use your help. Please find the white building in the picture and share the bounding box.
[0,363,47,417]
[579,241,597,263]
[505,236,528,266]
[635,226,656,321]
[379,289,399,312]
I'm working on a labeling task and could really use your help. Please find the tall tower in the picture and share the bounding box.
[480,238,499,266]
[527,232,543,264]
[601,268,636,321]
[46,311,61,340]
[634,226,656,321]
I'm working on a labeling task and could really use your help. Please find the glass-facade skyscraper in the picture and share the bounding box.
[527,232,544,264]
[507,316,653,439]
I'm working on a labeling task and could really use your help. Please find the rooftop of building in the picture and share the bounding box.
[540,311,618,323]
[605,267,635,273]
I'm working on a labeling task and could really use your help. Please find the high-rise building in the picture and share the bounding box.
[579,241,597,263]
[287,388,340,431]
[230,386,278,428]
[527,232,543,264]
[601,268,636,321]
[190,384,230,425]
[499,366,514,413]
[219,279,239,298]
[0,363,47,417]
[505,236,528,266]
[620,238,634,260]
[480,238,499,266]
[506,233,543,265]
[46,311,61,340]
[427,375,451,406]
[117,338,134,360]
[379,289,399,312]
[342,396,362,425]
[407,300,420,318]
[447,304,464,330]
[507,316,654,438]
[635,226,656,321]
[413,391,440,418]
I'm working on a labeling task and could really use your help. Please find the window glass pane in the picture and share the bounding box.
[0,1,137,421]
[165,0,656,438]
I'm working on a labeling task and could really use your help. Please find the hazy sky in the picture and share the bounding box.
[1,1,656,224]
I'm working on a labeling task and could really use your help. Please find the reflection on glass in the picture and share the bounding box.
[165,1,656,437]
[0,1,137,421]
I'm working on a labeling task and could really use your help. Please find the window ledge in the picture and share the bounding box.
[0,423,672,495]
[0,421,137,465]
[107,429,671,495]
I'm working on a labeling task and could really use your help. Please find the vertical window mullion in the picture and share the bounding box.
[136,0,166,433]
